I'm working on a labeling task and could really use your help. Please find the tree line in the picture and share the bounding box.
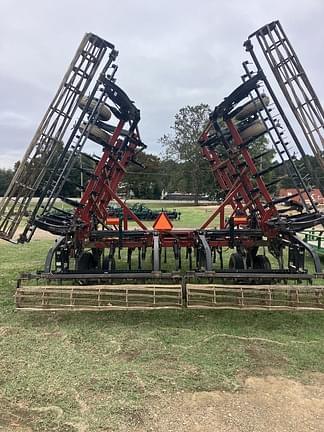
[0,153,215,200]
[1,103,323,200]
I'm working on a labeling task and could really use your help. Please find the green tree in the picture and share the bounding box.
[276,154,324,194]
[160,104,214,204]
[124,152,163,199]
[60,153,96,198]
[0,168,14,196]
[160,103,278,203]
[159,159,187,195]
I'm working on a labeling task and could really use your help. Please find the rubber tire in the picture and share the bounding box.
[76,251,96,272]
[229,253,245,270]
[234,94,270,121]
[78,96,112,121]
[239,120,267,141]
[79,121,110,145]
[252,255,271,271]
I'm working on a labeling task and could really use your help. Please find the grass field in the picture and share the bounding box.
[125,205,212,230]
[1,205,324,431]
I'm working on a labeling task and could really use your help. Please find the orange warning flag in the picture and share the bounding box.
[153,212,173,231]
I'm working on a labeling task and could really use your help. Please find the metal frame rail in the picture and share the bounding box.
[240,62,316,211]
[0,33,116,242]
[247,21,324,189]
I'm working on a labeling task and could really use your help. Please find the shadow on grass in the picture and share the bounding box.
[15,307,324,340]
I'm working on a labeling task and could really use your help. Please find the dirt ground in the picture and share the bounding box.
[133,374,324,432]
[14,228,55,241]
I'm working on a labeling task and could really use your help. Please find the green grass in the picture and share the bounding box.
[1,207,324,431]
[124,204,217,230]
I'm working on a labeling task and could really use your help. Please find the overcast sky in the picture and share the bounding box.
[0,0,323,168]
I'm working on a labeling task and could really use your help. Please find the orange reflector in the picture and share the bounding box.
[153,212,173,231]
[233,216,248,225]
[106,217,120,225]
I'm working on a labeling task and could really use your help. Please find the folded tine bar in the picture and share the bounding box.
[187,284,324,311]
[16,284,183,311]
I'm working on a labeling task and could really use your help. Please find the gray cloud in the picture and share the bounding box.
[0,0,323,167]
[0,111,32,129]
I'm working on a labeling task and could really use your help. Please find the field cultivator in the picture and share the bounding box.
[1,23,324,311]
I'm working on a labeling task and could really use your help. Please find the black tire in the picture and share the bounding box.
[76,251,96,272]
[78,96,112,121]
[253,255,271,271]
[239,120,267,141]
[79,121,110,145]
[234,94,270,121]
[229,253,245,270]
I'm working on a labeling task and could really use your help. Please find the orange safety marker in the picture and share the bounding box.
[153,212,173,231]
[233,216,248,226]
[106,217,120,225]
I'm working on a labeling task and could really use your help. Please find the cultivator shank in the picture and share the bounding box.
[1,23,324,311]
